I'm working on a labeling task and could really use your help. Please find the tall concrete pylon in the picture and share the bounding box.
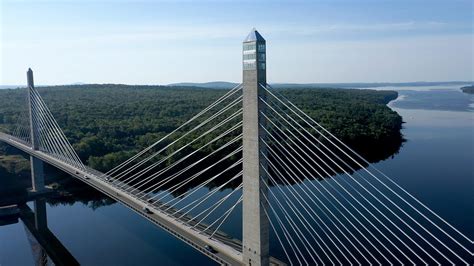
[27,68,45,192]
[242,28,270,266]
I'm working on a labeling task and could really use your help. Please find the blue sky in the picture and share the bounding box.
[1,0,472,85]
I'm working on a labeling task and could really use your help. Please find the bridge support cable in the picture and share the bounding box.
[30,87,84,169]
[263,198,302,266]
[102,84,243,179]
[259,147,378,265]
[101,107,243,231]
[29,88,79,166]
[163,159,243,212]
[205,194,242,236]
[149,152,242,205]
[7,88,31,143]
[30,95,81,169]
[117,94,241,184]
[260,112,420,264]
[119,112,242,190]
[262,175,346,265]
[260,185,309,265]
[208,195,244,238]
[82,86,245,245]
[175,171,242,219]
[260,149,373,265]
[190,183,243,230]
[143,144,242,202]
[131,134,242,198]
[168,190,243,240]
[195,189,243,244]
[11,115,31,144]
[260,172,341,265]
[262,202,293,266]
[118,110,243,191]
[260,94,452,265]
[123,128,242,196]
[111,137,243,233]
[260,83,472,264]
[117,122,241,194]
[262,88,470,264]
[169,172,243,236]
[10,126,21,142]
[9,88,32,145]
[154,159,242,217]
[267,84,473,248]
[109,93,243,184]
[270,86,474,253]
[28,87,85,170]
[29,100,66,163]
[265,83,474,247]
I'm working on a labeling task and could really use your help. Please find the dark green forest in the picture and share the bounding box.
[461,85,474,94]
[0,84,402,173]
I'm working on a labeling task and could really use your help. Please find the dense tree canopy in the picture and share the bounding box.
[461,85,474,94]
[0,84,402,172]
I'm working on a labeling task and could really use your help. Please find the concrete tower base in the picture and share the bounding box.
[30,156,45,193]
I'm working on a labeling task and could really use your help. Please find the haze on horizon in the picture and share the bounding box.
[0,0,472,86]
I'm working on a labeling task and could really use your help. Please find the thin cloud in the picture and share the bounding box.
[4,21,453,46]
[283,21,450,35]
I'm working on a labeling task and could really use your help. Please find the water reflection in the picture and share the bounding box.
[0,126,404,203]
[0,196,79,266]
[0,170,113,265]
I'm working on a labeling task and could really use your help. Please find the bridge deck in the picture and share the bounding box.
[0,132,246,265]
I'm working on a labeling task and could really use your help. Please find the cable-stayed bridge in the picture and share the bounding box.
[0,29,472,266]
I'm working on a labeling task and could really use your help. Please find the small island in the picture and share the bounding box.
[461,85,474,94]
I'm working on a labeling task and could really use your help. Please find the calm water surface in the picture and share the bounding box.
[1,85,473,265]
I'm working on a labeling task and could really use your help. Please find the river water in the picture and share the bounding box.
[0,85,472,265]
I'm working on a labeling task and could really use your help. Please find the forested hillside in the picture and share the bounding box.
[460,85,474,94]
[0,85,402,172]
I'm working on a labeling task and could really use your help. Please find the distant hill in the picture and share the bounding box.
[0,82,85,89]
[460,85,474,94]
[168,81,239,89]
[0,85,23,90]
[168,81,473,89]
[3,81,472,90]
[271,81,474,89]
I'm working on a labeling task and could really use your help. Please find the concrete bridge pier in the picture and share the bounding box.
[27,68,46,193]
[30,156,45,193]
